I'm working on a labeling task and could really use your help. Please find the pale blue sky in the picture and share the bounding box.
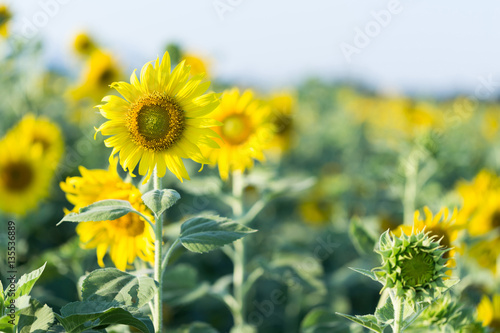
[8,0,500,96]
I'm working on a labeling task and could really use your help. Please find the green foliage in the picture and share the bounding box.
[55,302,153,333]
[179,215,257,253]
[57,200,148,225]
[142,189,181,217]
[82,268,157,308]
[162,264,210,306]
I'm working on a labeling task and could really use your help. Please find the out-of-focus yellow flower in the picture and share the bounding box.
[0,5,12,38]
[181,53,209,77]
[266,92,295,153]
[95,51,220,182]
[73,32,97,56]
[299,197,332,226]
[346,94,444,147]
[394,206,460,268]
[202,88,274,180]
[70,50,123,103]
[481,105,500,142]
[456,170,500,236]
[477,294,500,330]
[5,114,64,170]
[0,134,52,215]
[60,158,155,271]
[468,236,500,274]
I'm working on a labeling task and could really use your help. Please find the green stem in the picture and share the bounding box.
[392,295,404,333]
[161,238,180,279]
[231,170,246,327]
[403,150,419,225]
[153,168,163,333]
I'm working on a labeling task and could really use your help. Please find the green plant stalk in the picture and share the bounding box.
[392,293,404,333]
[231,170,246,327]
[153,168,163,333]
[403,150,418,225]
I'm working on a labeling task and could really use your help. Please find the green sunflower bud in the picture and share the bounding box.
[373,229,452,308]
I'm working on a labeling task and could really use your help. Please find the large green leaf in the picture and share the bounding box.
[57,200,142,225]
[82,268,157,308]
[336,313,385,333]
[142,189,180,216]
[4,263,46,306]
[179,216,256,253]
[55,301,153,333]
[18,298,54,333]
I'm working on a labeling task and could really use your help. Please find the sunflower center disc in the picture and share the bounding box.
[2,161,34,192]
[491,210,500,228]
[108,212,145,237]
[400,249,435,287]
[221,114,252,145]
[127,93,185,152]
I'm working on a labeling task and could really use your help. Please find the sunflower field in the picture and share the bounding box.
[0,3,500,333]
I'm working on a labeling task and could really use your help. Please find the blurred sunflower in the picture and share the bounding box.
[70,50,123,103]
[181,53,209,77]
[202,88,274,180]
[477,294,500,330]
[266,92,295,153]
[73,32,97,56]
[60,158,155,271]
[394,206,460,268]
[468,236,500,274]
[0,5,11,38]
[456,170,500,235]
[5,114,64,170]
[0,135,52,215]
[95,51,220,182]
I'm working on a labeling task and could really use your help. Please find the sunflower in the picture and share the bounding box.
[60,158,155,271]
[456,170,500,235]
[394,207,460,268]
[0,135,53,215]
[5,114,64,170]
[477,294,500,330]
[266,92,295,153]
[0,5,11,38]
[70,50,123,103]
[73,32,97,56]
[468,236,500,274]
[181,53,209,77]
[95,51,220,182]
[202,88,274,180]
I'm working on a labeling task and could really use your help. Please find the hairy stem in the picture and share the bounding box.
[153,168,163,333]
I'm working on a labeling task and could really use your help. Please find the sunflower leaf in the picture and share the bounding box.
[55,301,153,333]
[57,200,139,225]
[179,216,257,253]
[81,268,157,308]
[4,262,46,306]
[142,189,181,217]
[17,298,55,333]
[336,313,384,333]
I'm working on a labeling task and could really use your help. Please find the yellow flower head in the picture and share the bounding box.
[60,158,155,271]
[468,236,500,274]
[456,170,500,236]
[95,51,220,182]
[70,50,123,103]
[266,92,296,152]
[477,294,500,329]
[0,5,12,38]
[73,32,97,56]
[181,53,209,77]
[202,88,274,180]
[394,207,460,267]
[5,114,64,170]
[0,134,52,215]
